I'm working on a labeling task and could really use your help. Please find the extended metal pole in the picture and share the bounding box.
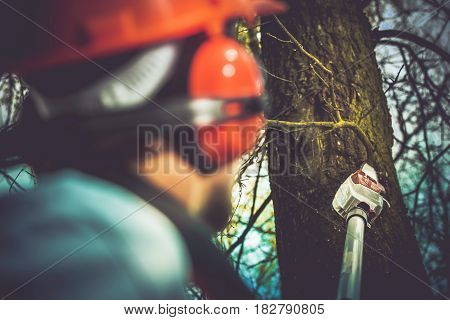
[337,208,368,300]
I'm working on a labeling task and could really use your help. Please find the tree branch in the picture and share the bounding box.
[375,29,450,63]
[226,194,272,256]
[273,16,333,75]
[267,119,375,162]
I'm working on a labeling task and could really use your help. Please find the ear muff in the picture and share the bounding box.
[188,35,265,167]
[189,36,264,99]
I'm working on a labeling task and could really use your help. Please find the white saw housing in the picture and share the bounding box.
[332,164,387,227]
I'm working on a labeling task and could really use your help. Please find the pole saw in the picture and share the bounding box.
[332,163,389,299]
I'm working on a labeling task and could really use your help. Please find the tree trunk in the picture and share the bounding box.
[261,0,431,299]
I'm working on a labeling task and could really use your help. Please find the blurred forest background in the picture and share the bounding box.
[1,0,448,299]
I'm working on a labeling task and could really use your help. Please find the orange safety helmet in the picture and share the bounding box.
[2,0,286,168]
[3,0,285,74]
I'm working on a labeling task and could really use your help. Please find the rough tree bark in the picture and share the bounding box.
[261,0,432,299]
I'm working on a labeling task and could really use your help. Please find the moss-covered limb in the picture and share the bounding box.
[266,119,374,162]
[267,119,336,129]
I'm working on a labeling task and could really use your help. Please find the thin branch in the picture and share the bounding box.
[375,29,450,63]
[403,144,450,197]
[226,194,272,256]
[330,77,343,122]
[266,32,292,43]
[310,64,330,87]
[259,66,293,83]
[273,15,333,75]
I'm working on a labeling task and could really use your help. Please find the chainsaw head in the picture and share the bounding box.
[332,164,389,227]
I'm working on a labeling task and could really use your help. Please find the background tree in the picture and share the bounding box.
[261,0,432,299]
[219,0,448,299]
